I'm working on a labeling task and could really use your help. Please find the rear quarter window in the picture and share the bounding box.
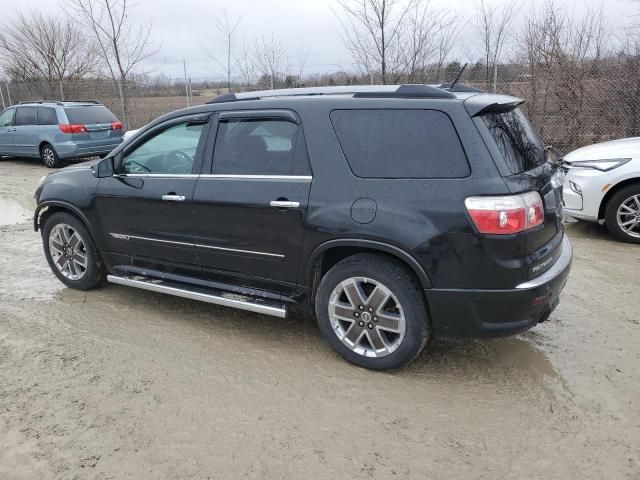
[64,106,117,124]
[330,109,470,178]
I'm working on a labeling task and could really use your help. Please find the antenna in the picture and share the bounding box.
[449,63,468,91]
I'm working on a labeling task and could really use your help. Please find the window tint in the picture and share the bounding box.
[330,110,470,178]
[38,107,58,125]
[14,107,37,126]
[213,118,304,175]
[122,122,205,174]
[481,108,546,174]
[64,106,117,124]
[0,109,14,127]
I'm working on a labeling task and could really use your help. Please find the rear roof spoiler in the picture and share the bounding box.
[463,94,524,117]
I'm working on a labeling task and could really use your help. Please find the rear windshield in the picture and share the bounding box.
[64,106,117,125]
[330,109,470,178]
[481,108,546,174]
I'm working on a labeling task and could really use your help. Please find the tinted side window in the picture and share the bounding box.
[213,119,305,175]
[330,109,470,178]
[14,107,37,126]
[122,122,206,174]
[38,107,58,125]
[0,108,14,127]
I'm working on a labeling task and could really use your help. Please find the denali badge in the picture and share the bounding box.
[110,233,130,240]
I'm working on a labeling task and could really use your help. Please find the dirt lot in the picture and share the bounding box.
[0,158,638,479]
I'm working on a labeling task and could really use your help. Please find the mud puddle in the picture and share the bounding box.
[0,195,35,226]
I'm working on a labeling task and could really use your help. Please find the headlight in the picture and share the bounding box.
[566,158,631,171]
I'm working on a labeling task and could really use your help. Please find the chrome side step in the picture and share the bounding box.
[107,275,287,318]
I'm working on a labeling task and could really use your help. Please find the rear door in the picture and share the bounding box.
[94,114,210,272]
[0,108,15,155]
[191,110,312,294]
[64,105,123,149]
[13,106,39,157]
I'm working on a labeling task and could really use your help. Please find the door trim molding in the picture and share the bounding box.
[108,232,285,258]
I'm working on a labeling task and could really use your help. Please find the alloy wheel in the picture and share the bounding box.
[616,194,640,239]
[43,147,56,167]
[48,223,88,280]
[328,277,406,358]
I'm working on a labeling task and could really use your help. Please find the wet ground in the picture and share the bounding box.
[0,157,638,479]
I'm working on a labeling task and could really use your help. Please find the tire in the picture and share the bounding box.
[41,212,106,290]
[315,253,430,370]
[40,143,62,168]
[604,184,640,244]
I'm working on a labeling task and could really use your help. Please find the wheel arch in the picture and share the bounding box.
[599,177,640,220]
[35,201,94,237]
[306,239,432,299]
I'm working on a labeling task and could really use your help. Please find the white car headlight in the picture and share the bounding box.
[566,158,631,171]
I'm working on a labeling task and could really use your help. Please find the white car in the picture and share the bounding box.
[562,137,640,243]
[123,129,139,141]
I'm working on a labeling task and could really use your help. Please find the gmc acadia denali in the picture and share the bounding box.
[34,85,572,370]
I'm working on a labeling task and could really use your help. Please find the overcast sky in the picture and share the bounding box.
[2,0,637,79]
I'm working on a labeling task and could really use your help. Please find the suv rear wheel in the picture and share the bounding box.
[40,143,62,168]
[42,212,105,289]
[315,253,429,370]
[605,184,640,244]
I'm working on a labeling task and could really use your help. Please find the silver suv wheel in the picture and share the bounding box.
[328,277,406,358]
[48,223,88,280]
[42,146,56,167]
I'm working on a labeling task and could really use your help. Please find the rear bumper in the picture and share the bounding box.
[425,236,572,339]
[56,141,121,159]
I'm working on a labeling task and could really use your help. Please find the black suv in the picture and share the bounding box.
[34,85,572,370]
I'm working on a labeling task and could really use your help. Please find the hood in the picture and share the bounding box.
[564,137,640,162]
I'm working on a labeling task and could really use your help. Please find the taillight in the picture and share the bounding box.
[465,192,544,234]
[59,124,87,134]
[111,121,123,130]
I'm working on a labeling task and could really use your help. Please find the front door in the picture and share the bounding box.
[0,107,15,155]
[95,114,210,273]
[13,106,39,157]
[191,110,312,294]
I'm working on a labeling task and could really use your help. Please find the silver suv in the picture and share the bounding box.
[0,100,124,168]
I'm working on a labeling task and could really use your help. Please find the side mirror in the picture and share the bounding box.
[93,157,114,178]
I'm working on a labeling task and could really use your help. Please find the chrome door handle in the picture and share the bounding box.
[162,194,186,202]
[270,200,300,208]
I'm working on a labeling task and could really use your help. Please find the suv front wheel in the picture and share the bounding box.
[42,212,105,289]
[315,253,429,370]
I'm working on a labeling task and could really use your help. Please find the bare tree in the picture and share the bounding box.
[475,0,518,92]
[202,10,242,92]
[336,0,417,84]
[0,9,99,97]
[252,34,288,89]
[65,0,158,128]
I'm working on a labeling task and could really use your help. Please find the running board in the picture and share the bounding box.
[107,275,287,318]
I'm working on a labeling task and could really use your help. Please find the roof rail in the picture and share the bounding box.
[207,84,456,104]
[18,99,103,106]
[19,100,62,105]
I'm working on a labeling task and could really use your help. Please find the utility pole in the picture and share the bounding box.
[0,85,5,110]
[183,60,191,107]
[5,81,12,106]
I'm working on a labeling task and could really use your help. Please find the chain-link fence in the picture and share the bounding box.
[2,61,639,154]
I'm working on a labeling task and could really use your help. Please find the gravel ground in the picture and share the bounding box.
[0,157,639,479]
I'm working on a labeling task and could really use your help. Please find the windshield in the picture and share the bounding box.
[481,108,546,174]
